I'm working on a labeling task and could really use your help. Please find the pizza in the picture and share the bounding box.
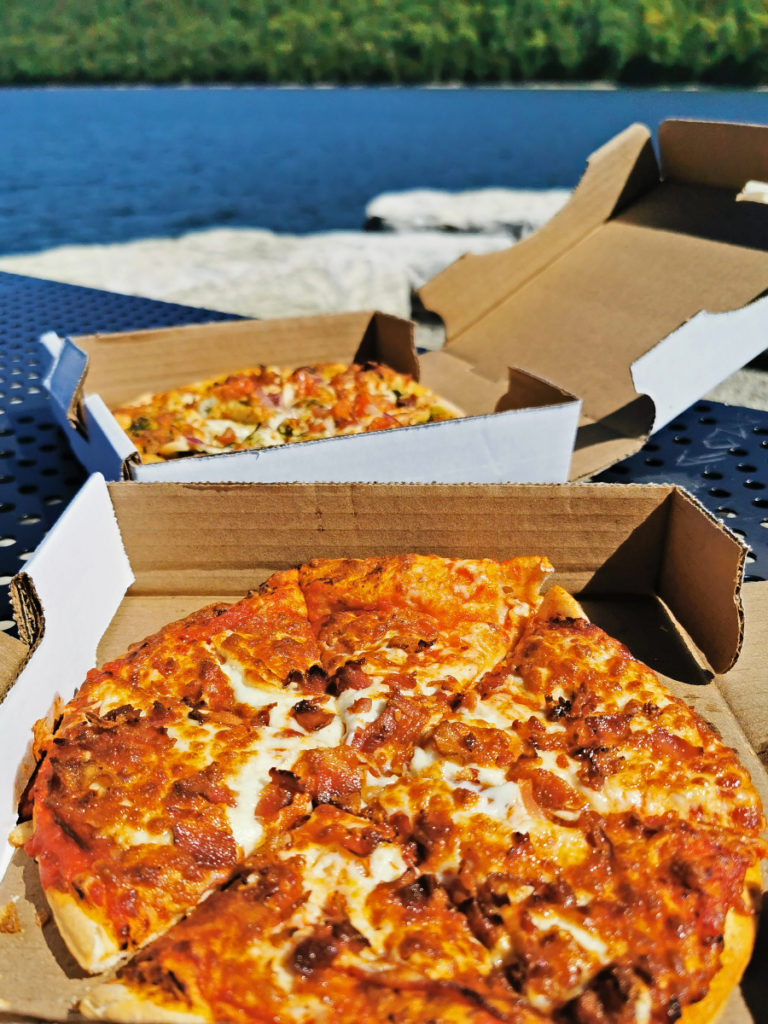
[13,554,766,1024]
[110,362,462,462]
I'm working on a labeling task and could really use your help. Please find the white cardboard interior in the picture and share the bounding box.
[0,476,133,880]
[631,294,768,430]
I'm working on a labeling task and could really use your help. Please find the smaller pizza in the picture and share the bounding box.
[111,362,462,462]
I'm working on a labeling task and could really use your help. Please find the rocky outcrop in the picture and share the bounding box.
[0,189,573,328]
[364,187,571,236]
[0,227,512,329]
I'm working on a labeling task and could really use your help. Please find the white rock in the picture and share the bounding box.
[706,368,768,411]
[365,187,571,236]
[0,227,512,321]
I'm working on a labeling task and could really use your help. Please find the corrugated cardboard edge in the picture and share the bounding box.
[716,581,768,770]
[0,631,27,706]
[9,574,44,656]
[660,488,746,675]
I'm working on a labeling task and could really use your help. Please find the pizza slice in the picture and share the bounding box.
[79,805,541,1024]
[301,554,552,773]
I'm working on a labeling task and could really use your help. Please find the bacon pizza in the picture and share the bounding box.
[14,555,766,1024]
[111,362,462,462]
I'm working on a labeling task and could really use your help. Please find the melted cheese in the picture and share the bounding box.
[337,690,388,740]
[224,712,343,853]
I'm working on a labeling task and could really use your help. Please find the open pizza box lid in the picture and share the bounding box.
[419,117,768,479]
[39,307,581,485]
[0,477,765,1022]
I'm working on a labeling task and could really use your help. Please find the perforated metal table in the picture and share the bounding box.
[1,270,767,633]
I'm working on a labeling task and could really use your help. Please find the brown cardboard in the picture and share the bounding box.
[0,481,764,1023]
[0,631,26,704]
[419,119,768,478]
[660,119,768,192]
[716,581,768,771]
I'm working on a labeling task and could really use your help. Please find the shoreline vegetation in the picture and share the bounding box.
[1,1,767,87]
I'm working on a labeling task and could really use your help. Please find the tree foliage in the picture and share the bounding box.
[0,0,766,85]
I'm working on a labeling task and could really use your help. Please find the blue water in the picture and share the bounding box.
[0,85,767,255]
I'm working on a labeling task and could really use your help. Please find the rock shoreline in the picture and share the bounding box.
[0,227,512,329]
[364,187,571,236]
[0,187,765,408]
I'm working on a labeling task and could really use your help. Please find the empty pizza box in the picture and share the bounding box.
[39,118,768,484]
[0,479,765,1021]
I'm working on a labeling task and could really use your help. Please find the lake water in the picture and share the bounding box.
[1,85,766,255]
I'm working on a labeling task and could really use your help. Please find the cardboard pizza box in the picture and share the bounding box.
[420,118,768,479]
[40,120,768,487]
[39,310,581,484]
[0,478,765,1023]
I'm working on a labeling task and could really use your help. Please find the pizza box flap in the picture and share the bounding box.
[419,118,768,479]
[71,310,420,409]
[41,310,419,424]
[715,580,768,770]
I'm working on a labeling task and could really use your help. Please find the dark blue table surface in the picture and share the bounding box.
[1,269,766,635]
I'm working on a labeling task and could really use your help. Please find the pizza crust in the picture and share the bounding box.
[47,889,122,973]
[680,864,763,1024]
[537,584,587,622]
[77,867,763,1024]
[79,982,208,1023]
